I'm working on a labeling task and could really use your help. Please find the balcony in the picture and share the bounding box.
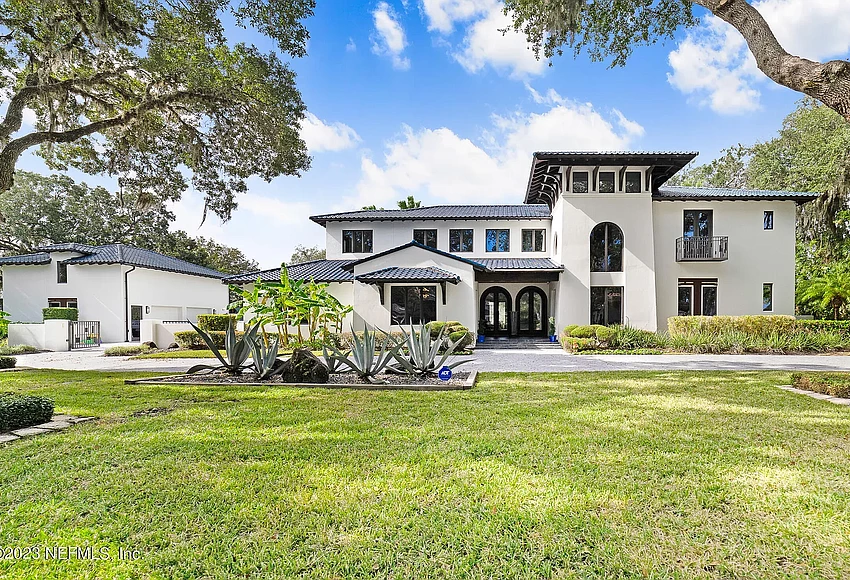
[676,236,728,262]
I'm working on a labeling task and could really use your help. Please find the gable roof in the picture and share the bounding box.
[355,266,461,284]
[310,204,551,225]
[223,259,357,284]
[654,185,819,202]
[341,240,489,272]
[35,243,99,254]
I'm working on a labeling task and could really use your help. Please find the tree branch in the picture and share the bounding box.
[698,0,850,121]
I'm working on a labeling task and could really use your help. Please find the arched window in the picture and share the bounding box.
[590,222,623,272]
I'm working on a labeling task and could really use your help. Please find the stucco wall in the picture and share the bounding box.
[652,200,797,329]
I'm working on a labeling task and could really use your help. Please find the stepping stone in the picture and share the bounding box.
[34,420,72,430]
[10,427,50,437]
[0,433,20,444]
[70,417,96,424]
[52,415,73,421]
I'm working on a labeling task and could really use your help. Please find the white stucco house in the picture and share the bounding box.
[226,151,818,338]
[0,243,229,343]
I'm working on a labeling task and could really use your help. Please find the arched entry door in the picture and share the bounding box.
[516,286,547,336]
[480,287,511,336]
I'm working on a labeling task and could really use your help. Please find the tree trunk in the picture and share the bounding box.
[698,0,850,121]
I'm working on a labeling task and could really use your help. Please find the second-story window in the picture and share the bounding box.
[449,228,473,252]
[598,172,615,193]
[764,211,774,230]
[57,262,68,284]
[683,210,713,238]
[413,229,437,248]
[486,229,510,252]
[342,230,373,253]
[522,229,546,252]
[625,171,642,193]
[572,171,589,193]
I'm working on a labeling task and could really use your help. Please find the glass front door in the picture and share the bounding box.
[516,287,546,336]
[131,305,142,342]
[480,287,511,336]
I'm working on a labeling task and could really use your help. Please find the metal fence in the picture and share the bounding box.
[69,321,101,350]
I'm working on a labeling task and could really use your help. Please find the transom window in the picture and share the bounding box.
[390,286,437,325]
[521,229,546,252]
[449,228,473,252]
[413,229,437,248]
[572,171,589,193]
[683,210,713,238]
[57,262,68,284]
[590,222,623,272]
[624,171,642,193]
[764,211,774,230]
[678,279,717,316]
[763,283,773,312]
[591,287,622,326]
[598,172,615,193]
[486,229,510,252]
[342,230,373,253]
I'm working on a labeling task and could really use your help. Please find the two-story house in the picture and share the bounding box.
[225,151,818,337]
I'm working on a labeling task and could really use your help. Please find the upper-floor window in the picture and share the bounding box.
[486,229,510,252]
[625,171,641,193]
[57,262,68,284]
[598,172,615,193]
[590,222,623,272]
[572,171,589,193]
[764,211,774,230]
[521,229,546,252]
[413,228,437,248]
[342,230,373,253]
[683,210,713,238]
[449,228,473,252]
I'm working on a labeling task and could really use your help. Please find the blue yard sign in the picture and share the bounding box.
[438,366,453,381]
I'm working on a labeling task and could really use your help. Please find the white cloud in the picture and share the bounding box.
[346,37,357,52]
[420,0,492,33]
[668,0,850,114]
[371,2,411,70]
[300,112,360,153]
[349,89,643,208]
[452,4,545,78]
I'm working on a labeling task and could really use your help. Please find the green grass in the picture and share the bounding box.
[2,370,850,578]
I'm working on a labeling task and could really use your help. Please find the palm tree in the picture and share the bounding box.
[798,267,850,320]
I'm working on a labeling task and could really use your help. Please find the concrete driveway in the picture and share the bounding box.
[10,345,850,373]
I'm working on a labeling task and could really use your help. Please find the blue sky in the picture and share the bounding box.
[16,0,850,268]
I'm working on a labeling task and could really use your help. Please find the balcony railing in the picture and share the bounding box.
[676,236,728,262]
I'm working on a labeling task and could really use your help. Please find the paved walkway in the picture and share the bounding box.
[11,345,850,373]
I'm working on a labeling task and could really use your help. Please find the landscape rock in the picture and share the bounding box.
[278,348,329,384]
[142,341,158,349]
[167,342,179,350]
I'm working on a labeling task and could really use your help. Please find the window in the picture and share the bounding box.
[390,286,437,325]
[763,283,773,312]
[449,228,474,252]
[591,287,623,325]
[590,222,623,272]
[521,229,546,252]
[413,229,437,248]
[625,171,642,193]
[572,171,589,193]
[598,171,615,193]
[48,298,77,308]
[764,211,774,230]
[683,210,713,238]
[342,230,373,253]
[486,229,510,252]
[57,262,68,284]
[677,279,717,316]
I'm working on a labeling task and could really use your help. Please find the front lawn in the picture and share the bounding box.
[2,371,849,578]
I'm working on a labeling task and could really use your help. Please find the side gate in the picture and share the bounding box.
[69,321,102,350]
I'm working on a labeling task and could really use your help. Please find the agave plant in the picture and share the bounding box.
[326,325,400,383]
[392,323,470,377]
[322,344,349,374]
[250,334,288,380]
[186,320,260,374]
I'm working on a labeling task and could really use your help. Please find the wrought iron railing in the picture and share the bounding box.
[676,236,729,262]
[68,321,101,349]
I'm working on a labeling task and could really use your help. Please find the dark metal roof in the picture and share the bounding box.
[355,266,461,284]
[654,185,820,202]
[64,244,226,278]
[342,241,489,272]
[310,205,551,225]
[223,260,357,284]
[35,243,99,254]
[474,258,564,271]
[525,151,699,205]
[0,252,51,266]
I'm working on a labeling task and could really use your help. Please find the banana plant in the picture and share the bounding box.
[392,323,470,377]
[186,320,260,374]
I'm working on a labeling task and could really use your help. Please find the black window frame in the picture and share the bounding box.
[590,222,624,272]
[486,229,510,253]
[683,210,713,238]
[449,228,474,253]
[413,228,438,249]
[572,171,589,193]
[624,171,642,193]
[56,261,68,284]
[390,285,437,325]
[521,229,546,252]
[590,286,623,326]
[598,171,615,193]
[764,211,774,230]
[763,283,773,312]
[342,229,374,253]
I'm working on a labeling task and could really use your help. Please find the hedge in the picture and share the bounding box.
[0,356,16,369]
[560,337,597,352]
[668,315,797,337]
[796,319,850,336]
[0,393,54,432]
[173,330,235,349]
[42,307,78,321]
[104,345,151,356]
[791,372,850,398]
[197,314,236,332]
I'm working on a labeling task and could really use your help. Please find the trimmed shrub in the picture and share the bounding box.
[792,372,850,398]
[425,321,446,337]
[0,356,16,369]
[173,330,241,349]
[561,337,597,352]
[668,315,796,337]
[197,314,236,332]
[42,307,78,321]
[0,393,54,432]
[569,325,598,339]
[796,319,850,337]
[104,345,151,356]
[562,324,578,338]
[0,345,39,356]
[448,330,474,350]
[594,326,617,343]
